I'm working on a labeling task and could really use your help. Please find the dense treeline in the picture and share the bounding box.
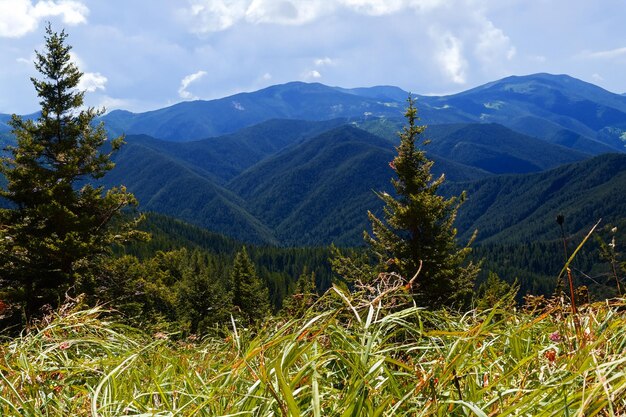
[473,219,626,300]
[128,212,335,299]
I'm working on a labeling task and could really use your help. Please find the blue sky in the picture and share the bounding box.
[1,0,626,114]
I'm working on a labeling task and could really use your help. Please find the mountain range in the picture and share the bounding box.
[2,73,626,247]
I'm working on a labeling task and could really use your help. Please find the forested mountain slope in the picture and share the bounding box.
[445,153,626,244]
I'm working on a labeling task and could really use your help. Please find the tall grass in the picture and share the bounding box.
[1,290,625,416]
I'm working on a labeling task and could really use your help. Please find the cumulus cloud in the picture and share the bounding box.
[302,69,322,80]
[97,96,133,112]
[433,31,467,84]
[0,0,88,38]
[245,1,329,26]
[78,72,107,92]
[184,0,248,33]
[340,0,444,16]
[314,57,334,67]
[182,0,447,33]
[178,70,208,99]
[475,20,516,67]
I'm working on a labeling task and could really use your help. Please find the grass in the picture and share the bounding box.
[1,289,625,416]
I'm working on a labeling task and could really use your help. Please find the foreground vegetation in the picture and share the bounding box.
[1,288,625,416]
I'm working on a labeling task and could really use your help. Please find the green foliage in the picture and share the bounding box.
[362,97,479,307]
[475,271,518,311]
[231,247,270,326]
[472,219,626,301]
[123,212,334,310]
[0,26,141,319]
[282,268,318,317]
[2,291,626,415]
[96,248,234,335]
[175,252,233,335]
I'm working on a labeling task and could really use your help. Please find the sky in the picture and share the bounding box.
[1,0,626,114]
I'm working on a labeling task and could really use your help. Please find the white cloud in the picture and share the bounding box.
[78,72,107,92]
[314,57,334,67]
[475,20,516,67]
[183,0,447,33]
[302,69,322,80]
[261,72,272,80]
[185,0,248,33]
[33,0,88,24]
[178,70,207,99]
[592,73,604,82]
[336,0,405,16]
[433,31,467,84]
[97,96,132,112]
[0,0,88,38]
[581,47,626,60]
[245,0,329,26]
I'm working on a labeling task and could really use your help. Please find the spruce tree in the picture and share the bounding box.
[283,268,317,317]
[231,247,270,326]
[364,96,479,307]
[0,25,140,318]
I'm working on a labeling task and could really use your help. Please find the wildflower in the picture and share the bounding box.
[549,331,561,342]
[544,349,556,362]
[154,332,168,340]
[58,341,71,350]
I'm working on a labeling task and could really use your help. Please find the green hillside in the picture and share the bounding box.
[229,125,396,245]
[424,123,589,174]
[124,118,347,183]
[446,153,626,243]
[103,141,278,244]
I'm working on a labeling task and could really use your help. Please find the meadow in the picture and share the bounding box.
[1,284,625,416]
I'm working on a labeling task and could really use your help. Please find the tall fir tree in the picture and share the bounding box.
[364,96,479,307]
[176,250,233,335]
[0,25,141,318]
[231,247,270,326]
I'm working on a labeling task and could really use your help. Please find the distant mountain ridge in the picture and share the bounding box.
[101,82,405,141]
[4,73,626,154]
[94,73,626,156]
[416,73,626,152]
[2,73,625,248]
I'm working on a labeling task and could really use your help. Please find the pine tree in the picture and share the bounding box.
[177,251,232,335]
[231,247,270,326]
[0,25,140,318]
[283,268,317,317]
[364,96,479,307]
